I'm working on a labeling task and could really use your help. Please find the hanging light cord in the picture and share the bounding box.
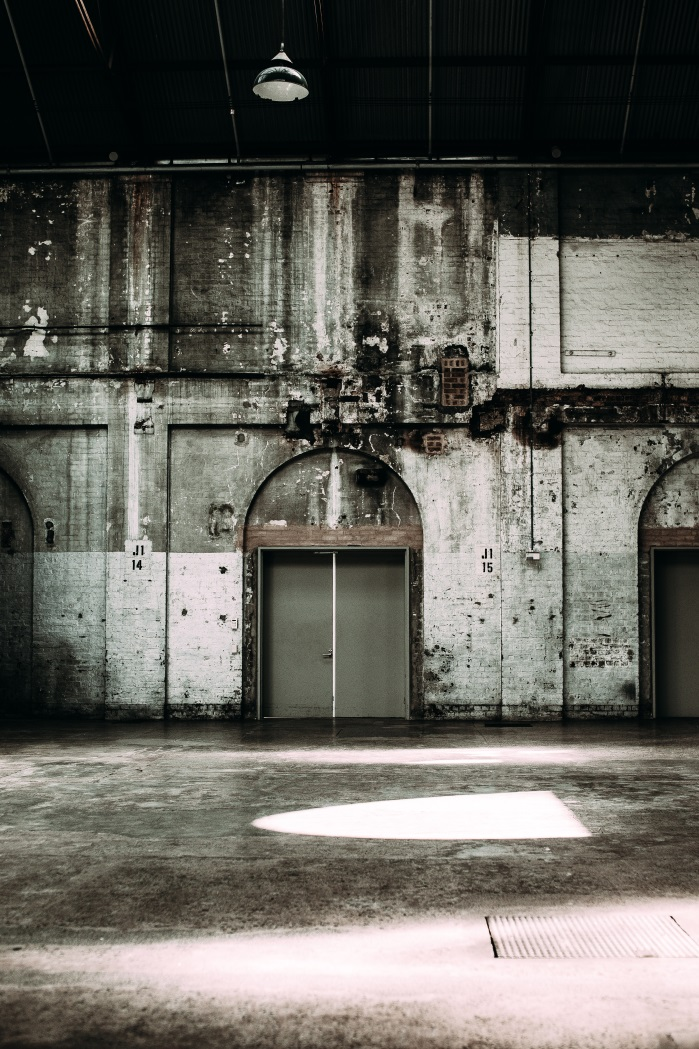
[281,0,285,48]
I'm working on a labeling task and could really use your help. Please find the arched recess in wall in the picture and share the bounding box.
[242,448,423,719]
[638,454,699,716]
[0,467,34,716]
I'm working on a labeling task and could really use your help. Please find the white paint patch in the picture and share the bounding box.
[253,791,591,840]
[271,336,287,363]
[327,449,342,528]
[22,306,50,358]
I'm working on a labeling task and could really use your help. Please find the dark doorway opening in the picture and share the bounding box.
[653,548,699,717]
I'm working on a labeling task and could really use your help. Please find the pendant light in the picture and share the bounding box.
[252,0,309,101]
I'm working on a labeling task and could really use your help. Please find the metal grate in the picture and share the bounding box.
[487,914,699,959]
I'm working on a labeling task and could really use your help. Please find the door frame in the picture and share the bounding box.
[650,545,699,718]
[256,546,410,719]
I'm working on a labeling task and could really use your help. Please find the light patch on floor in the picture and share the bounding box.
[252,790,591,840]
[229,745,611,766]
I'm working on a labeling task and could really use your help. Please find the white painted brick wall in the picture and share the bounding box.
[500,430,563,718]
[105,545,166,718]
[167,552,243,716]
[561,240,699,374]
[33,552,106,715]
[497,236,562,390]
[398,435,502,716]
[498,232,699,389]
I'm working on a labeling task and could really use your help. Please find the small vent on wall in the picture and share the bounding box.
[441,356,469,407]
[355,467,387,487]
[423,431,447,455]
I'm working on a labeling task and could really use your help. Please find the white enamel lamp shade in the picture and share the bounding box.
[253,49,309,101]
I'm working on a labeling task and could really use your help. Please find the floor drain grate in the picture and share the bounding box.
[486,914,699,959]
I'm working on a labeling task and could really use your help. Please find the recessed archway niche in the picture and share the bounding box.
[242,448,423,719]
[639,454,699,716]
[0,467,33,716]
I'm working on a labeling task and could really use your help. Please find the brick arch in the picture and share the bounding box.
[243,447,423,551]
[638,454,699,716]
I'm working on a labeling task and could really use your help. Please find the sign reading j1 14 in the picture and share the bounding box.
[481,547,494,573]
[125,538,152,572]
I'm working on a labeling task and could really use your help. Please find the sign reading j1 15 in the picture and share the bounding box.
[481,547,494,573]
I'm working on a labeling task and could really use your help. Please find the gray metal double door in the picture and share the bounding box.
[261,549,407,717]
[654,549,699,717]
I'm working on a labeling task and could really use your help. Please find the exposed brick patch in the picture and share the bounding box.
[568,637,634,669]
[168,701,241,719]
[440,357,469,407]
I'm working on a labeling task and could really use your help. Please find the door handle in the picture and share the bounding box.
[322,650,333,658]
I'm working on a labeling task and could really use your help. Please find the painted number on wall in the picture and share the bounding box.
[132,543,145,570]
[481,547,494,573]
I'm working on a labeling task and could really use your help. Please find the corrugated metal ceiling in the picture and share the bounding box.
[1,0,698,166]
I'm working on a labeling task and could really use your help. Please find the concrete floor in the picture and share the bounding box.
[1,718,699,1049]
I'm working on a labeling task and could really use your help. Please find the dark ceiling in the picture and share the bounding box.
[2,0,699,169]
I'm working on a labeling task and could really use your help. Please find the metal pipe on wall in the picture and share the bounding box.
[2,160,699,177]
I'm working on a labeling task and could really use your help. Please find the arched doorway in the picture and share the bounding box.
[639,456,699,717]
[0,468,33,716]
[243,448,423,719]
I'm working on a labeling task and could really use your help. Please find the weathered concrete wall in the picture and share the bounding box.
[0,178,170,375]
[171,173,496,400]
[1,169,698,720]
